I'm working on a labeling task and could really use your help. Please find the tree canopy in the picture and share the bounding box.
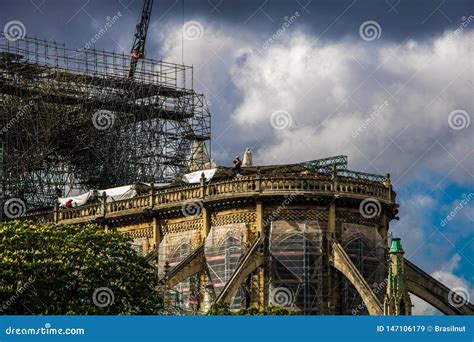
[207,302,294,315]
[0,220,162,314]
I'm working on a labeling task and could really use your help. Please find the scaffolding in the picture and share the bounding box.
[269,220,323,314]
[158,230,201,313]
[340,223,386,314]
[204,223,247,309]
[0,34,211,211]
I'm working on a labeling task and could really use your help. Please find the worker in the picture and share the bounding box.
[65,199,73,209]
[131,50,143,59]
[233,156,242,175]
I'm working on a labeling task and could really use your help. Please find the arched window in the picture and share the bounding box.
[270,231,323,314]
[341,235,384,315]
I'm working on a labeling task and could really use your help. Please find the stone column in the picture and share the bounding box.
[200,204,211,313]
[327,200,338,314]
[53,199,59,223]
[201,207,210,243]
[256,201,264,239]
[149,182,155,209]
[152,217,161,251]
[255,201,266,308]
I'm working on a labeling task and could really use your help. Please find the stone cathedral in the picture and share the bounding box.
[23,155,474,315]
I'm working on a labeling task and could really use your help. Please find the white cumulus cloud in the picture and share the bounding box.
[154,22,472,185]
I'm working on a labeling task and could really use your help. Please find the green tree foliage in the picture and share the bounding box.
[207,301,233,315]
[208,302,294,315]
[0,220,162,314]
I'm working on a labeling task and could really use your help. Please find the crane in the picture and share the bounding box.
[128,0,154,78]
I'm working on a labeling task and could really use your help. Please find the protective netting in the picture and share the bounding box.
[0,34,210,210]
[158,230,200,312]
[340,223,386,315]
[131,237,148,256]
[269,220,323,314]
[204,223,247,308]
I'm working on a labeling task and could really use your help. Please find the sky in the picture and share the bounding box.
[1,0,473,314]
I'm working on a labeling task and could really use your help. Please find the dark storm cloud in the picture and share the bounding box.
[0,0,472,54]
[167,0,473,42]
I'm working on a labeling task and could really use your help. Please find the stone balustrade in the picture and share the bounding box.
[22,174,394,224]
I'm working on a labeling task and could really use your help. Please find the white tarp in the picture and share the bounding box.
[59,183,172,208]
[101,185,138,202]
[58,191,92,207]
[59,185,137,208]
[182,168,217,184]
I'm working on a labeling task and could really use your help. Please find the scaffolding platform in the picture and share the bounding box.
[0,34,210,210]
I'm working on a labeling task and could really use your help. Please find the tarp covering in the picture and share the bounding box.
[59,183,172,208]
[59,185,137,208]
[59,184,141,208]
[101,185,138,202]
[59,191,92,207]
[182,168,217,184]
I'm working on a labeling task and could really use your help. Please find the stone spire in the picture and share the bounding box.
[186,140,214,172]
[384,238,412,315]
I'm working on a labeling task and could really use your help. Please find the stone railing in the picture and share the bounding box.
[22,173,394,224]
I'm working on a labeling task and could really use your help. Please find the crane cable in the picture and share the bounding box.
[181,0,184,65]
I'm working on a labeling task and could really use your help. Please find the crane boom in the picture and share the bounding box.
[128,0,154,78]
